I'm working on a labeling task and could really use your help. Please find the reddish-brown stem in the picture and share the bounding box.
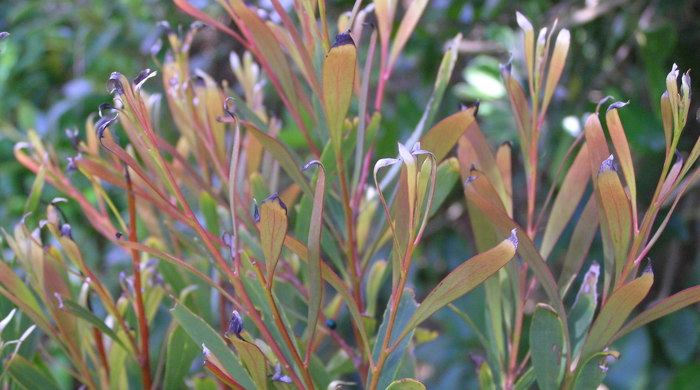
[126,167,152,390]
[93,327,110,378]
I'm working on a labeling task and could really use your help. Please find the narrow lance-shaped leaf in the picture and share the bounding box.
[301,161,325,353]
[541,143,591,260]
[243,121,313,196]
[614,284,700,341]
[580,268,653,359]
[407,33,461,148]
[530,304,566,390]
[323,32,356,153]
[568,262,600,358]
[229,336,269,390]
[421,105,477,164]
[606,103,637,228]
[7,355,62,390]
[164,326,200,390]
[170,303,256,389]
[558,195,599,296]
[540,29,570,118]
[496,142,513,216]
[387,0,429,70]
[501,61,532,149]
[369,289,419,390]
[255,194,289,288]
[398,229,518,340]
[516,12,535,85]
[596,155,632,281]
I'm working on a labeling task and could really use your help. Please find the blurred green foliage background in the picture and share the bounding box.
[1,0,699,388]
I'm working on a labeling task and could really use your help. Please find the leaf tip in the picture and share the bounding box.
[596,95,614,115]
[331,31,355,49]
[509,228,519,249]
[606,100,630,113]
[598,154,616,174]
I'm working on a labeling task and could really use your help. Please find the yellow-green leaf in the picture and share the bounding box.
[400,229,518,338]
[323,32,356,153]
[256,194,289,287]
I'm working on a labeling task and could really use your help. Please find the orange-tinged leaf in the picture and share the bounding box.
[422,105,477,164]
[540,29,570,116]
[456,121,508,212]
[659,152,683,202]
[388,0,429,70]
[501,63,532,151]
[496,142,513,216]
[516,12,535,83]
[541,143,591,260]
[224,0,308,116]
[464,180,569,340]
[606,103,637,228]
[256,194,288,287]
[174,0,246,44]
[596,156,632,280]
[323,32,357,152]
[581,269,653,359]
[614,285,700,341]
[244,121,313,197]
[583,114,611,183]
[400,229,518,338]
[661,92,673,156]
[558,196,599,296]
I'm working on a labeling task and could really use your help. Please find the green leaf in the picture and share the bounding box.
[164,325,200,390]
[568,263,600,358]
[477,360,497,390]
[513,367,535,390]
[256,194,288,287]
[60,298,127,349]
[322,32,356,153]
[301,161,325,348]
[385,378,426,390]
[7,355,61,390]
[369,289,419,390]
[429,158,460,217]
[572,350,619,390]
[230,337,269,390]
[581,270,653,359]
[464,179,569,348]
[199,192,220,238]
[407,33,461,148]
[530,304,566,390]
[23,163,45,215]
[400,229,518,340]
[171,303,256,389]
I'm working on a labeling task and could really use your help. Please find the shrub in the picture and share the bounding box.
[1,1,699,389]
